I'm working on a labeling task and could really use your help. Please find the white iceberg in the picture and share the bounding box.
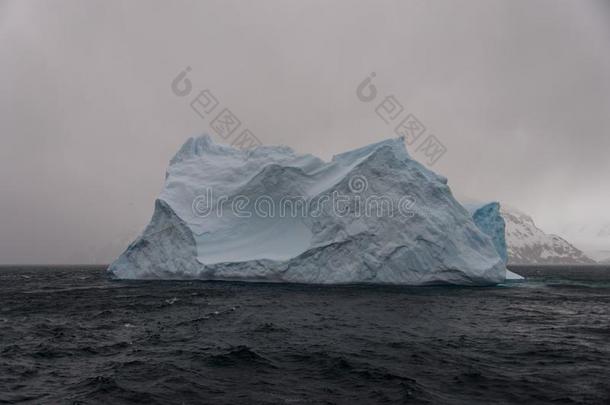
[109,136,508,285]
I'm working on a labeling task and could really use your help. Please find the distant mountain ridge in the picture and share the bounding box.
[500,206,596,265]
[556,222,610,262]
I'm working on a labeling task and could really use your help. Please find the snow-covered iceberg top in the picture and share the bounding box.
[109,135,508,285]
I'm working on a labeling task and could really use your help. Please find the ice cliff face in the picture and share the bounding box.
[463,202,523,281]
[464,202,508,263]
[109,136,507,285]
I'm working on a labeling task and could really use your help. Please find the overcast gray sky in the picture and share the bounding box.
[1,0,609,264]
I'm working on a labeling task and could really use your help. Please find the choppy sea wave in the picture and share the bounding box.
[1,265,609,404]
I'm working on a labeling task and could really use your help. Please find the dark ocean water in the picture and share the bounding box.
[1,266,610,404]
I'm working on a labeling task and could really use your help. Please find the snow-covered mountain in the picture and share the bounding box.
[500,206,596,265]
[556,223,610,263]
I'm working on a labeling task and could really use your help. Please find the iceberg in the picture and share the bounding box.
[463,202,508,263]
[109,135,508,285]
[463,201,524,281]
